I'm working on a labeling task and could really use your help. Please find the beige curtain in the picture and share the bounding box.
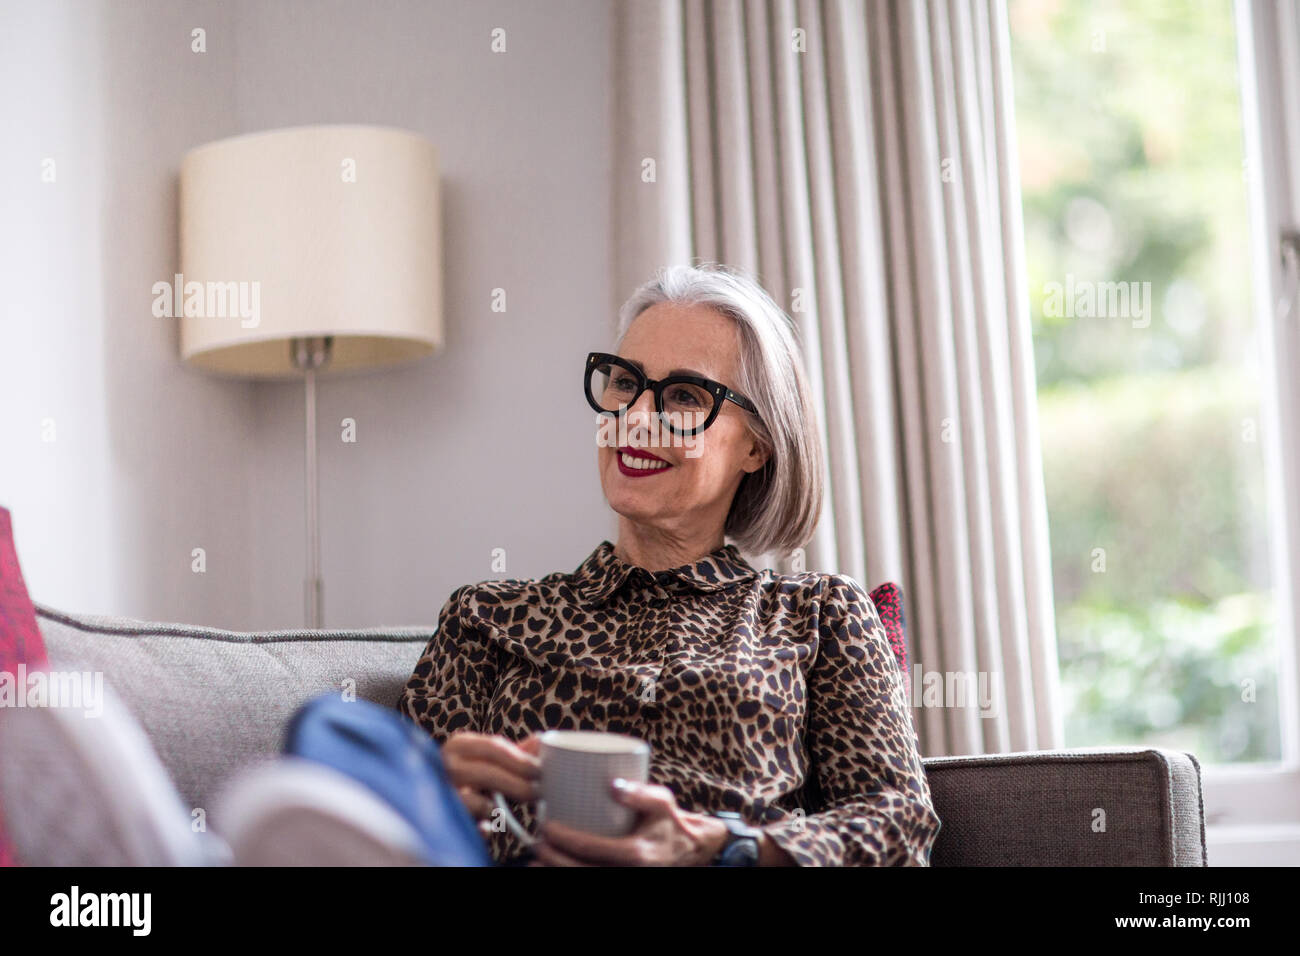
[613,0,1062,757]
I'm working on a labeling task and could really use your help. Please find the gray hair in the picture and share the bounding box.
[613,262,824,558]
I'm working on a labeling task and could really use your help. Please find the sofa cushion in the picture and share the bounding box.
[868,581,908,674]
[0,507,51,866]
[923,747,1208,865]
[34,604,429,816]
[0,508,48,674]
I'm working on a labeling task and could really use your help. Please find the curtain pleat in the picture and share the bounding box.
[612,0,693,278]
[613,0,1062,756]
[685,1,719,258]
[767,0,838,571]
[799,0,870,588]
[743,1,788,298]
[825,0,905,589]
[992,0,1064,749]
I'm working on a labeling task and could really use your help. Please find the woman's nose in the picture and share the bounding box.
[624,390,655,424]
[625,388,658,431]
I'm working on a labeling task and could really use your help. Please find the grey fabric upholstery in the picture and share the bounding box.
[35,603,427,815]
[925,749,1208,865]
[32,603,1208,866]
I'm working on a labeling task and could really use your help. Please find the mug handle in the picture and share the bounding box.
[491,791,540,847]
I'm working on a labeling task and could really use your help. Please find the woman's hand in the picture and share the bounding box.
[440,732,543,830]
[529,778,728,866]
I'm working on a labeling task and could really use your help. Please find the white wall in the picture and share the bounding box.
[0,0,258,627]
[0,0,618,629]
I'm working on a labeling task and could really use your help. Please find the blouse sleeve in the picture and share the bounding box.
[759,574,941,866]
[394,583,500,745]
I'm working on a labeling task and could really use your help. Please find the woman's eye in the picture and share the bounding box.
[610,375,638,392]
[669,388,701,407]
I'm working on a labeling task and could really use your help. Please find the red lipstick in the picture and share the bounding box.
[616,445,673,478]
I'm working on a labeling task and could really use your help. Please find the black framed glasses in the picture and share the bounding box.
[584,351,762,436]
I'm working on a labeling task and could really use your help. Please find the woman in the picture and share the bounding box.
[395,262,941,866]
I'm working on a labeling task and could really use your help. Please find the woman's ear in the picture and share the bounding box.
[742,438,771,475]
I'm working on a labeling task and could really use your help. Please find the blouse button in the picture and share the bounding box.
[652,572,677,601]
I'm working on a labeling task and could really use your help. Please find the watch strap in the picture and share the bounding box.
[710,811,761,866]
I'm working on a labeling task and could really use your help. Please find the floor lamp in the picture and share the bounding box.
[177,125,443,627]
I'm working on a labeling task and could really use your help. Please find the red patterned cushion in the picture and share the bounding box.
[0,506,49,866]
[869,581,909,675]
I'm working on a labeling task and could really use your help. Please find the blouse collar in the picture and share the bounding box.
[573,539,758,606]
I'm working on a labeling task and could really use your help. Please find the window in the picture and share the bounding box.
[1009,0,1282,766]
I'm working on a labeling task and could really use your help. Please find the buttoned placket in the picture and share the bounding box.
[622,569,679,719]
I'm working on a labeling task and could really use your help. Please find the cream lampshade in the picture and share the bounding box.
[178,125,443,626]
[179,124,442,375]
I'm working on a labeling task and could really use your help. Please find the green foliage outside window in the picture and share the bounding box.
[1010,0,1279,762]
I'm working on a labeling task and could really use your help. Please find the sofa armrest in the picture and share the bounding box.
[922,747,1207,866]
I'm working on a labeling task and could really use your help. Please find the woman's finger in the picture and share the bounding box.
[458,786,495,820]
[538,820,646,865]
[517,733,545,756]
[608,779,677,815]
[445,758,540,803]
[444,734,541,781]
[533,839,589,867]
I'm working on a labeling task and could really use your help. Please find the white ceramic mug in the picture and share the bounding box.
[491,730,650,847]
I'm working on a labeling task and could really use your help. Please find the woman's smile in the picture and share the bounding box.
[617,446,674,477]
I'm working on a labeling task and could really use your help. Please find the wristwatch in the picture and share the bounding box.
[710,811,762,867]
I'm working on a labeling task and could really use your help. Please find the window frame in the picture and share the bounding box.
[1198,0,1300,843]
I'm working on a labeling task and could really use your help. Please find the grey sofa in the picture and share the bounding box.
[28,602,1208,866]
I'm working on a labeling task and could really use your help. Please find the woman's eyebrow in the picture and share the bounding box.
[623,357,711,379]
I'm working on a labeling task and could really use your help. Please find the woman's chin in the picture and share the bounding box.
[604,484,672,519]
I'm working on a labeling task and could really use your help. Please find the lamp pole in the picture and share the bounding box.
[292,336,333,628]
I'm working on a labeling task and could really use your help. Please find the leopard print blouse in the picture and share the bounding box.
[394,539,941,866]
